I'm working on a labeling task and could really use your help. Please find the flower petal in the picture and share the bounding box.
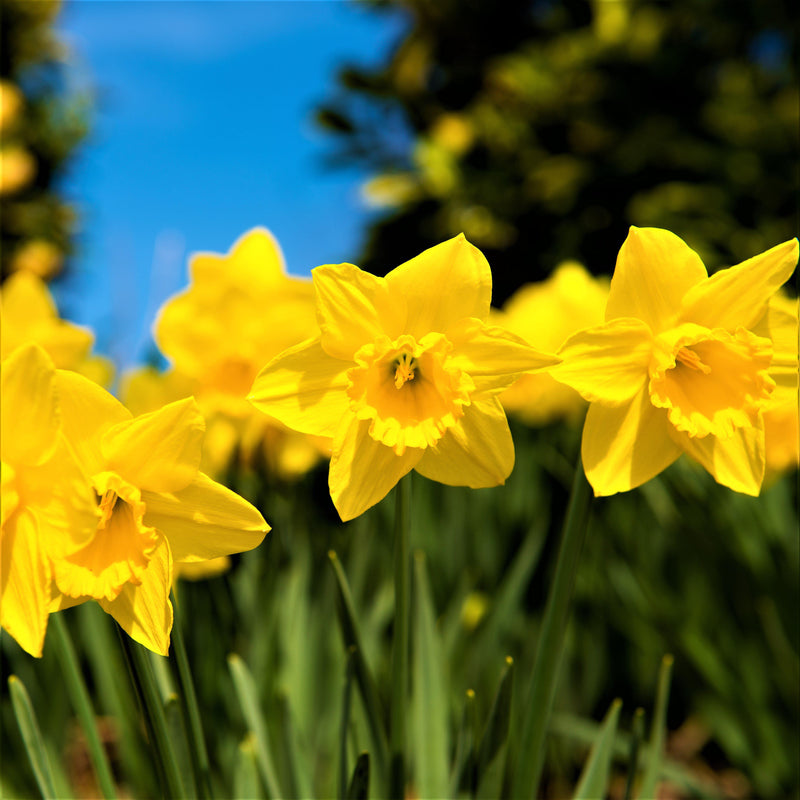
[606,227,707,333]
[102,398,204,493]
[1,344,59,466]
[314,263,406,360]
[753,292,798,400]
[99,536,173,656]
[551,318,653,406]
[1,509,50,657]
[415,397,514,488]
[679,239,798,331]
[249,337,351,437]
[329,415,422,521]
[582,389,681,496]
[142,472,269,562]
[671,425,765,496]
[385,234,492,337]
[447,318,561,396]
[56,369,131,476]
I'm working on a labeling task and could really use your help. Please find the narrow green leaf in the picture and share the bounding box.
[234,734,263,800]
[411,551,450,799]
[572,699,622,800]
[227,653,283,800]
[623,708,645,800]
[637,655,674,800]
[328,550,389,783]
[347,752,370,800]
[8,675,58,800]
[163,694,197,798]
[449,689,477,799]
[475,657,515,800]
[340,647,357,800]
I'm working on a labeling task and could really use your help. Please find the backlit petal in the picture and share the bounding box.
[753,293,798,399]
[329,415,422,521]
[582,389,680,496]
[99,536,173,656]
[672,425,765,496]
[143,472,269,562]
[1,344,59,466]
[415,398,514,488]
[314,263,406,360]
[551,318,653,406]
[385,234,492,337]
[102,398,204,493]
[447,318,560,396]
[679,239,798,331]
[249,338,350,437]
[56,369,131,477]
[1,509,50,657]
[606,227,707,333]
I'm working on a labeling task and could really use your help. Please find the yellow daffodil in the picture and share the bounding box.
[550,227,798,496]
[249,234,560,520]
[1,345,99,657]
[49,370,269,655]
[495,262,609,425]
[0,271,113,385]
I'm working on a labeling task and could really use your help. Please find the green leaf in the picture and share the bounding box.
[234,734,264,800]
[228,653,283,800]
[638,655,674,800]
[572,699,622,800]
[475,657,515,799]
[449,689,478,798]
[8,675,58,800]
[411,551,450,799]
[347,752,370,800]
[623,708,645,800]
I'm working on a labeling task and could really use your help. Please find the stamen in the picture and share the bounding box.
[394,352,416,388]
[96,489,119,527]
[676,346,711,374]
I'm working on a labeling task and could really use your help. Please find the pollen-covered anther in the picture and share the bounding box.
[675,346,710,374]
[394,352,417,388]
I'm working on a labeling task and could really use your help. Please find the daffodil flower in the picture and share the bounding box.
[249,234,560,520]
[550,226,798,496]
[1,345,99,657]
[50,370,270,655]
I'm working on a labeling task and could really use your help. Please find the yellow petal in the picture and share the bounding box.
[385,234,492,337]
[679,239,798,332]
[447,318,561,396]
[606,227,707,333]
[1,509,50,657]
[142,472,269,562]
[415,397,514,488]
[582,389,681,496]
[313,262,406,360]
[672,425,765,496]
[753,293,799,399]
[248,337,351,437]
[1,344,59,466]
[551,319,653,405]
[56,369,131,476]
[99,536,173,656]
[329,415,422,521]
[102,398,204,493]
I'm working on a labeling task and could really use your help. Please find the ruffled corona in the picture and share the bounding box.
[649,325,774,439]
[54,471,160,602]
[346,333,474,455]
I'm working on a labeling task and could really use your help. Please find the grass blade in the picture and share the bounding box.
[449,689,477,798]
[623,708,645,800]
[638,654,674,799]
[572,698,622,800]
[347,752,370,800]
[475,657,514,799]
[234,734,264,800]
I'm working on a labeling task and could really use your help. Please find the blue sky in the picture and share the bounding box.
[53,1,407,371]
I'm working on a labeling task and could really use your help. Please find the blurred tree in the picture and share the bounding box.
[0,0,89,282]
[317,0,798,304]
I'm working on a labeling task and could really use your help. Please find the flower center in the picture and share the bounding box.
[347,333,474,455]
[649,325,774,439]
[53,471,159,602]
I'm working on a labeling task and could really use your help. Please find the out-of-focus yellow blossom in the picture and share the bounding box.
[460,591,489,631]
[0,81,24,131]
[761,292,799,476]
[1,345,99,657]
[9,239,64,280]
[495,262,609,425]
[174,556,231,582]
[250,234,560,521]
[550,227,798,496]
[0,145,36,195]
[0,271,113,385]
[152,228,328,479]
[49,370,269,655]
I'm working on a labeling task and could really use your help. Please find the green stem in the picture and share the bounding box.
[50,613,118,799]
[168,590,213,800]
[511,455,593,799]
[389,478,411,799]
[116,626,186,799]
